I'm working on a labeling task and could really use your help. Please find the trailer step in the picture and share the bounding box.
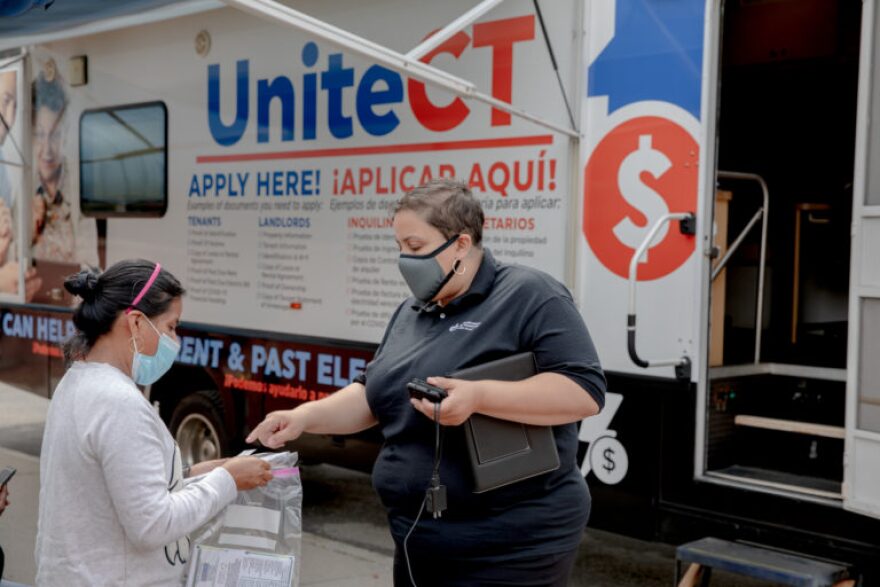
[733,415,845,439]
[674,537,852,586]
[707,465,841,499]
[709,362,846,382]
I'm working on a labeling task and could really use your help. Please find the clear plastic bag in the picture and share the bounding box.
[185,451,302,587]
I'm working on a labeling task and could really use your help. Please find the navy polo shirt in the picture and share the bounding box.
[357,249,606,561]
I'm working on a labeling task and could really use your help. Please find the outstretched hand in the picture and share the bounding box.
[246,410,306,449]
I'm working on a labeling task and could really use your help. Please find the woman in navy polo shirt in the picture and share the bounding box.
[248,179,606,586]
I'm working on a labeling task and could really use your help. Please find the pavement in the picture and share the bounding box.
[0,446,39,584]
[0,382,46,584]
[0,382,393,586]
[300,533,392,586]
[0,381,761,587]
[0,448,394,586]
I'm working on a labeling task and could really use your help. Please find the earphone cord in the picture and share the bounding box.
[433,401,444,477]
[402,401,443,587]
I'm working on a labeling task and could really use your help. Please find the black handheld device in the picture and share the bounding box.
[407,378,447,403]
[0,466,15,487]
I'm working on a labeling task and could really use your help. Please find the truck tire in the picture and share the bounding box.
[169,391,229,468]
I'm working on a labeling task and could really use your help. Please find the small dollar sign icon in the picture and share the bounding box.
[603,447,616,473]
[612,134,672,264]
[589,436,628,485]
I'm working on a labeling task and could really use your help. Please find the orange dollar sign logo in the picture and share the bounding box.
[584,116,698,280]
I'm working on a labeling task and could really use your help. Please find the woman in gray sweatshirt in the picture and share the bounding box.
[35,260,272,586]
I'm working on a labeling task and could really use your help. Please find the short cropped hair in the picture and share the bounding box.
[392,179,484,246]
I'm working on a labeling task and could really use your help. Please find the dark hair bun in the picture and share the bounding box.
[64,270,100,301]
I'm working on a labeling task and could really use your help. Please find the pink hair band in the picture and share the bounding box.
[125,263,161,314]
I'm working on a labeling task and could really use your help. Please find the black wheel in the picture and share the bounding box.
[169,391,229,468]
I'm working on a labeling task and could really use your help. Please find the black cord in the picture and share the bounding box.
[433,401,442,477]
[402,492,428,587]
[403,401,444,587]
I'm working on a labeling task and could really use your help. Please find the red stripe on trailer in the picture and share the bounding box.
[195,134,554,164]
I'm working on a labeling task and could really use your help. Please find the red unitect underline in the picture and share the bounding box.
[195,134,554,164]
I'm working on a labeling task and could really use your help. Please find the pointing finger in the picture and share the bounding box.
[246,418,276,444]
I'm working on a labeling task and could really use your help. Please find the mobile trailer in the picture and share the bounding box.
[1,0,880,581]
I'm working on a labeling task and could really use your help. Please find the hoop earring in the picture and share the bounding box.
[453,259,466,276]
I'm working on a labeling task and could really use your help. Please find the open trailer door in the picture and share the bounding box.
[845,0,880,520]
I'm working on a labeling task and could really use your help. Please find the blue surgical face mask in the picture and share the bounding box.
[131,316,180,386]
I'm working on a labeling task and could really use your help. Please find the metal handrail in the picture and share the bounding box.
[715,171,769,364]
[627,212,694,380]
[711,208,762,281]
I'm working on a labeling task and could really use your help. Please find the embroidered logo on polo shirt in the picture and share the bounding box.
[449,321,481,333]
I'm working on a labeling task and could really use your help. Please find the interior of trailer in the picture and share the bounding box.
[706,0,862,499]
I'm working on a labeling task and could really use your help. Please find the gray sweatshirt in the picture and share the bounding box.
[35,361,237,586]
